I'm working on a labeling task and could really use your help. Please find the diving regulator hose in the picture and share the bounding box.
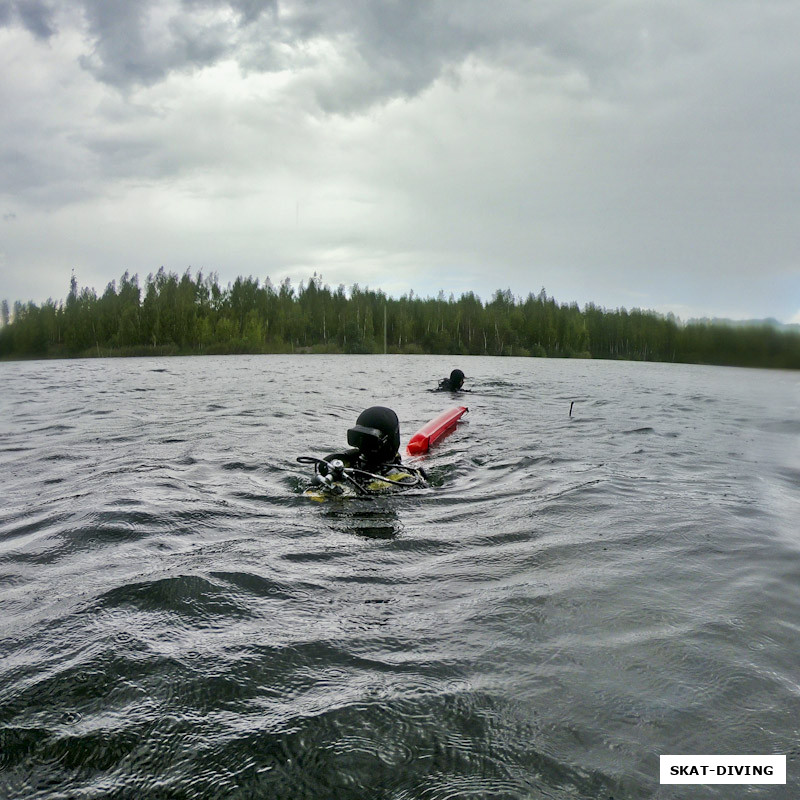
[296,456,426,495]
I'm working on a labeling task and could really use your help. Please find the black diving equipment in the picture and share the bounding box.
[346,424,388,458]
[297,455,426,497]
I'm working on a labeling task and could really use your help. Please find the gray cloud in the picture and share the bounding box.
[1,0,682,108]
[1,0,791,117]
[1,0,799,321]
[77,0,229,86]
[5,0,57,39]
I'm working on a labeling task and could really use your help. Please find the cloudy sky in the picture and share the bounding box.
[1,0,799,322]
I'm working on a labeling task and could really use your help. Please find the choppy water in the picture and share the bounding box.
[1,354,798,799]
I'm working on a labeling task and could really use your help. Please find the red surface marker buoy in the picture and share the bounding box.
[406,406,468,455]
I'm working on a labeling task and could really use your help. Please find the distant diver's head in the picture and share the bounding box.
[347,406,400,465]
[449,369,465,390]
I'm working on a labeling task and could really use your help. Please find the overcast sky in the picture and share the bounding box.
[1,0,799,322]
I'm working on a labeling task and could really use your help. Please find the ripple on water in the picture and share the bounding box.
[2,356,798,799]
[97,574,254,621]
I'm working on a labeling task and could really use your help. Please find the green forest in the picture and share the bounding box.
[1,269,799,369]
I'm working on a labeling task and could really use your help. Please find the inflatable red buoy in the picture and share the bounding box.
[406,406,468,455]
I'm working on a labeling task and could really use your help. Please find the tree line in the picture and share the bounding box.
[1,269,798,369]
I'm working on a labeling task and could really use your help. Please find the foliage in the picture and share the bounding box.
[1,270,798,369]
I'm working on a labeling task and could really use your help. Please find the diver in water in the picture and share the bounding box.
[299,406,426,496]
[436,368,465,392]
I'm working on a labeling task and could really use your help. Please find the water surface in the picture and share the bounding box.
[1,355,798,799]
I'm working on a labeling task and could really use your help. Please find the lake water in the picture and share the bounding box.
[1,354,798,799]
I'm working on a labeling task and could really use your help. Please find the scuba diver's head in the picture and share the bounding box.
[449,369,465,391]
[347,406,400,466]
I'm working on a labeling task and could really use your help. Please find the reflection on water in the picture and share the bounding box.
[323,503,406,540]
[1,354,799,799]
